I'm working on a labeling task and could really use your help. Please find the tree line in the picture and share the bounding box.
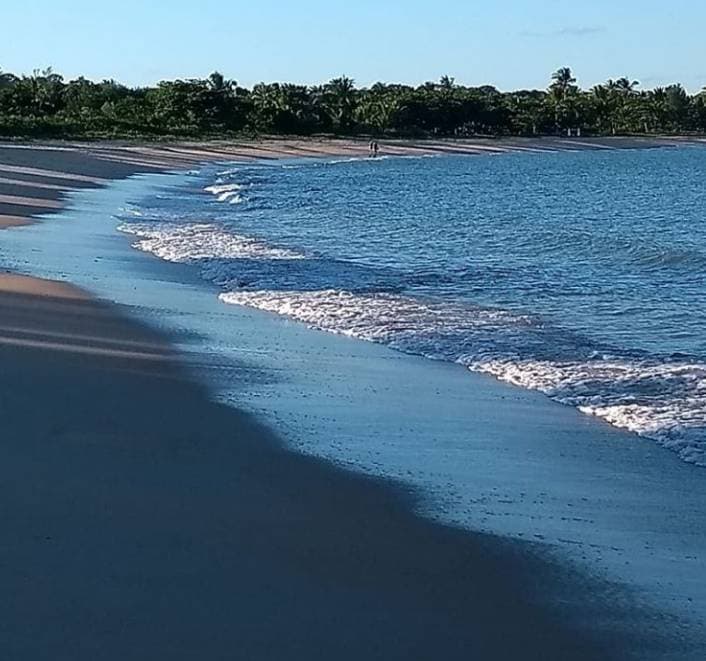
[0,66,704,139]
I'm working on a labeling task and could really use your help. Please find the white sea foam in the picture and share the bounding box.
[219,289,525,346]
[121,207,144,217]
[219,288,706,465]
[216,167,240,176]
[281,156,393,169]
[221,191,244,204]
[329,156,392,165]
[204,183,243,194]
[475,358,706,464]
[119,223,304,264]
[203,183,248,204]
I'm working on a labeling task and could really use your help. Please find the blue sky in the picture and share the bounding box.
[2,0,705,91]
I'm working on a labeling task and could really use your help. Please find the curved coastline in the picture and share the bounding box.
[1,142,704,659]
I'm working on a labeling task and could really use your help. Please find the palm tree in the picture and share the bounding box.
[550,67,577,100]
[0,67,17,89]
[601,78,640,133]
[646,87,668,132]
[548,67,578,133]
[507,91,547,135]
[207,71,236,93]
[665,84,690,129]
[25,67,65,116]
[614,77,640,95]
[439,75,455,91]
[249,82,318,133]
[591,84,617,133]
[323,76,357,132]
[356,84,403,133]
[249,83,284,130]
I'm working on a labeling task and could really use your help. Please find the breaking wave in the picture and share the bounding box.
[219,288,706,466]
[119,223,304,263]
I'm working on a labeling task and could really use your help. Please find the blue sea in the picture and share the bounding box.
[118,147,706,466]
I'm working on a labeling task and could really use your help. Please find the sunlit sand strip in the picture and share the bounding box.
[508,146,561,153]
[414,143,507,155]
[135,146,242,160]
[0,164,107,184]
[0,334,169,361]
[287,142,364,154]
[252,144,327,156]
[124,145,245,162]
[189,144,277,157]
[0,275,170,360]
[456,144,512,153]
[173,144,250,155]
[205,141,370,160]
[277,145,348,156]
[0,324,168,353]
[0,144,77,152]
[0,214,33,228]
[384,144,438,156]
[206,146,279,160]
[140,143,261,161]
[0,176,74,191]
[238,142,360,157]
[0,273,89,298]
[226,144,314,158]
[91,146,196,160]
[108,146,205,162]
[93,153,197,169]
[559,140,615,150]
[0,194,63,209]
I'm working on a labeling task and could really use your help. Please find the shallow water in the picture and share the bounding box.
[119,147,706,465]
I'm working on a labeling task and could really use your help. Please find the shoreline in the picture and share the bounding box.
[3,135,705,229]
[1,143,704,658]
[0,273,655,660]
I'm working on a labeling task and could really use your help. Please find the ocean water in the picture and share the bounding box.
[118,147,706,466]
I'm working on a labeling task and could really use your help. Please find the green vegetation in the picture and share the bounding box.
[1,67,705,139]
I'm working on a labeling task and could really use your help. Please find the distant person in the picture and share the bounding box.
[369,140,375,156]
[373,141,380,158]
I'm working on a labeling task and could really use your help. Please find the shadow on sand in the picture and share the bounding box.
[0,288,686,660]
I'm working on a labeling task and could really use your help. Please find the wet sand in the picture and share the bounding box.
[0,274,650,660]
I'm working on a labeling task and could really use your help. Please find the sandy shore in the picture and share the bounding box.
[0,142,699,659]
[1,285,639,660]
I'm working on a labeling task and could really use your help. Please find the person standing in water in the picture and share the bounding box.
[373,141,380,158]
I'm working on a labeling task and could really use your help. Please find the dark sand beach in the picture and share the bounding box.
[0,275,633,660]
[0,140,701,659]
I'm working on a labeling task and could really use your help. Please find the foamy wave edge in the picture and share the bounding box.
[219,288,706,466]
[118,222,305,263]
